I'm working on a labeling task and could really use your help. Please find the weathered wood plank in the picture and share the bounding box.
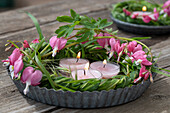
[0,0,116,36]
[151,37,170,68]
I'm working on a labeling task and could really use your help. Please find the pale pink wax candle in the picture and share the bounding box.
[90,61,120,79]
[132,11,156,20]
[132,11,152,16]
[59,58,89,71]
[71,69,102,80]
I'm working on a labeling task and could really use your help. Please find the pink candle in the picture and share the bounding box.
[71,69,102,80]
[59,58,89,71]
[90,60,120,79]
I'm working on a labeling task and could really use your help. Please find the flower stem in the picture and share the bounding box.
[41,51,53,58]
[40,43,50,54]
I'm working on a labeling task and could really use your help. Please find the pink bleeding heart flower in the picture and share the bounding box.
[132,50,147,60]
[127,41,142,53]
[123,8,131,16]
[50,36,67,57]
[96,33,110,48]
[163,0,170,16]
[21,67,42,95]
[140,58,152,66]
[2,59,10,66]
[14,55,24,78]
[9,48,21,66]
[144,71,150,80]
[134,65,153,83]
[133,44,142,53]
[134,65,148,83]
[109,38,117,59]
[132,50,152,66]
[142,14,152,23]
[153,8,159,21]
[32,39,39,43]
[131,13,139,19]
[127,41,137,53]
[23,40,30,48]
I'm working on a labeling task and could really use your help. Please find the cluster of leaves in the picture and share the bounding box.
[56,9,112,41]
[39,75,133,92]
[111,0,170,26]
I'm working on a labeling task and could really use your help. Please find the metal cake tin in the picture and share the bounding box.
[7,67,156,108]
[110,14,170,35]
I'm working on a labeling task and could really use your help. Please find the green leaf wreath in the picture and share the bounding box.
[2,9,170,94]
[111,0,170,26]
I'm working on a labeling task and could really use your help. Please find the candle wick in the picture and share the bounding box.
[76,58,79,63]
[103,64,106,68]
[84,70,86,76]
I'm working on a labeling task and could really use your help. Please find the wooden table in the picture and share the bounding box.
[0,0,169,113]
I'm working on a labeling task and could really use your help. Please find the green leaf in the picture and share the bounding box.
[131,37,151,40]
[77,31,90,42]
[35,52,56,89]
[159,68,170,72]
[151,68,170,77]
[130,70,138,80]
[70,9,77,18]
[36,38,45,51]
[57,84,76,92]
[56,16,74,23]
[55,25,69,34]
[106,79,120,90]
[25,12,44,40]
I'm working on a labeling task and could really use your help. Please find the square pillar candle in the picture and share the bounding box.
[90,60,120,79]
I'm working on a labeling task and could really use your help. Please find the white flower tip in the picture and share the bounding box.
[109,52,113,59]
[11,71,15,79]
[52,48,57,57]
[23,82,30,95]
[23,89,29,95]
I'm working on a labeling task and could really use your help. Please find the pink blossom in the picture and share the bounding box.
[109,38,117,59]
[132,50,146,60]
[134,65,147,83]
[32,39,39,43]
[23,40,30,48]
[132,50,152,66]
[142,14,152,23]
[127,41,137,53]
[144,72,150,80]
[49,36,67,57]
[131,13,139,19]
[110,38,117,52]
[133,44,142,53]
[134,65,152,83]
[2,59,10,66]
[123,8,131,16]
[140,58,152,66]
[21,67,42,95]
[153,8,159,21]
[163,0,170,16]
[139,65,148,77]
[96,33,110,48]
[9,48,21,65]
[14,55,23,77]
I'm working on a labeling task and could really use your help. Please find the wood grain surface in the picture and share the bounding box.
[0,0,170,113]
